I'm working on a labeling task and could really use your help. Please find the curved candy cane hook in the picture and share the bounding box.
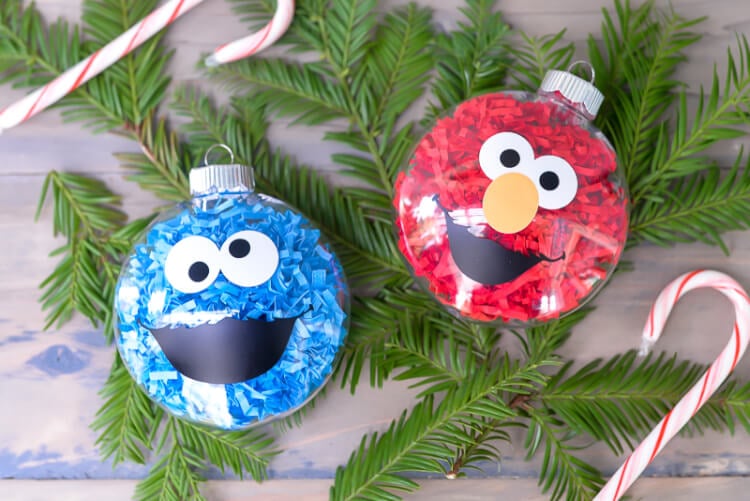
[595,269,750,500]
[0,0,295,132]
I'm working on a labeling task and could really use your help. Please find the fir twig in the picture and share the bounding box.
[135,417,207,501]
[92,354,163,465]
[524,407,605,500]
[509,30,575,90]
[331,359,548,500]
[35,171,126,329]
[424,0,512,123]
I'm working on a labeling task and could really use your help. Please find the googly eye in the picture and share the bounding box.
[220,230,280,288]
[164,236,221,294]
[529,155,578,210]
[478,132,535,180]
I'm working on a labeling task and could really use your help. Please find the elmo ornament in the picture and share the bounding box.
[115,146,349,429]
[395,66,629,325]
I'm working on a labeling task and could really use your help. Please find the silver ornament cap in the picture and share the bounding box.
[540,61,604,118]
[189,144,255,196]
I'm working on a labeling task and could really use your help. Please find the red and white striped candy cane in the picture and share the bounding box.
[595,269,750,500]
[0,0,294,132]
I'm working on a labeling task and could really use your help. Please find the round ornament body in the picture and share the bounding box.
[394,71,629,325]
[114,161,349,430]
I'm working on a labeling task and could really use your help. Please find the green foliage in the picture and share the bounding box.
[542,351,705,455]
[5,0,750,500]
[35,171,126,330]
[331,358,549,501]
[592,0,750,252]
[92,354,162,465]
[116,116,191,202]
[175,419,278,481]
[424,0,512,124]
[509,31,575,90]
[524,407,605,500]
[135,418,208,501]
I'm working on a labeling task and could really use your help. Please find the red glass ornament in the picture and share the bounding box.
[394,66,629,325]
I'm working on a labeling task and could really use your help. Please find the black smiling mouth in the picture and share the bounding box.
[148,313,303,385]
[434,197,564,285]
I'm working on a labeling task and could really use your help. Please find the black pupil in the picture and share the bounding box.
[540,171,560,191]
[229,239,251,258]
[188,261,210,282]
[499,149,521,168]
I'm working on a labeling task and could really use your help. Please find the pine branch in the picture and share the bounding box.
[116,117,191,202]
[341,288,495,393]
[210,59,352,125]
[227,0,275,29]
[587,0,660,128]
[592,3,704,186]
[331,358,550,500]
[211,2,432,204]
[509,30,575,91]
[630,153,750,251]
[175,420,277,481]
[318,0,377,75]
[517,308,595,362]
[386,313,489,397]
[92,353,163,465]
[35,171,126,329]
[356,4,434,132]
[445,416,507,479]
[706,379,750,435]
[423,0,511,124]
[541,351,702,455]
[36,170,126,239]
[135,417,207,501]
[524,408,605,501]
[634,34,750,191]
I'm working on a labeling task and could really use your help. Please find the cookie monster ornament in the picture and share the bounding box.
[395,64,629,325]
[115,145,349,430]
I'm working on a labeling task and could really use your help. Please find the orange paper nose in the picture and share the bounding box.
[482,173,539,234]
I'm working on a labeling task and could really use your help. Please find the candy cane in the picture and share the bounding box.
[594,269,750,500]
[0,0,295,132]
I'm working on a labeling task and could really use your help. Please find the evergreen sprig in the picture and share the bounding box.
[331,357,549,500]
[423,0,512,124]
[92,354,162,465]
[509,30,575,91]
[35,170,126,330]
[5,0,750,500]
[541,351,750,454]
[592,0,750,252]
[524,407,605,500]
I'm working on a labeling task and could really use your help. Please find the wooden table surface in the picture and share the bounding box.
[2,0,750,499]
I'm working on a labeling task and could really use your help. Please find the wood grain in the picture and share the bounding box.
[2,0,750,498]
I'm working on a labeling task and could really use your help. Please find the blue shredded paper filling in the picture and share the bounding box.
[115,194,349,430]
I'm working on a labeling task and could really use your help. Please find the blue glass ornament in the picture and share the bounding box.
[114,145,349,430]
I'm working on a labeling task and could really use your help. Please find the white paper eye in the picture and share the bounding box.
[529,155,578,210]
[478,132,535,180]
[164,236,221,294]
[220,230,280,288]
